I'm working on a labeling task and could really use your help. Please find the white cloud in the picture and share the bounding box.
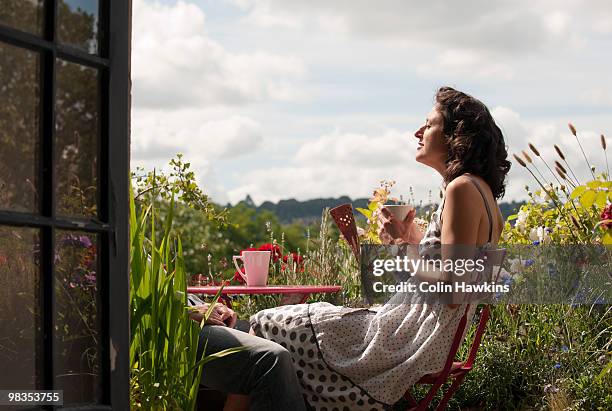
[417,49,515,80]
[132,109,263,161]
[132,0,307,109]
[235,0,585,53]
[580,89,612,107]
[294,129,413,167]
[228,127,437,204]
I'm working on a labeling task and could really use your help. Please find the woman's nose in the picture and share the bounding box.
[414,126,424,139]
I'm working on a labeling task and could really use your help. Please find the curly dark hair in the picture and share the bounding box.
[435,86,511,200]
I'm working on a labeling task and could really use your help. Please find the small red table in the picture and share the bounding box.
[186,285,342,306]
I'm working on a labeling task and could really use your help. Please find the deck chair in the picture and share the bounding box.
[403,247,507,411]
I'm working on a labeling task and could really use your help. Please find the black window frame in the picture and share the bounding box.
[0,1,130,409]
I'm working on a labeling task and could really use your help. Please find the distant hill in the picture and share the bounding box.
[235,195,525,225]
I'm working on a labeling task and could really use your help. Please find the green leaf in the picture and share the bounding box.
[571,185,587,199]
[595,359,612,383]
[595,191,608,208]
[355,207,371,218]
[587,180,602,189]
[580,190,597,208]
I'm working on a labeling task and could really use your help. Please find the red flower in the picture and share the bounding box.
[601,204,612,230]
[282,253,305,272]
[258,243,282,262]
[282,252,303,264]
[233,268,246,284]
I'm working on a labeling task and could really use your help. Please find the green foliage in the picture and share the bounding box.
[129,190,240,410]
[132,154,228,227]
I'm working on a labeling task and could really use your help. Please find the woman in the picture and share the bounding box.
[250,86,511,410]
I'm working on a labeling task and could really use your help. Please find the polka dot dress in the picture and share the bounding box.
[250,191,476,410]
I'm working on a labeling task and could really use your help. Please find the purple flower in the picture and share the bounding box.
[561,346,569,353]
[61,234,93,248]
[78,235,93,248]
[524,259,535,267]
[532,240,540,246]
[554,363,562,369]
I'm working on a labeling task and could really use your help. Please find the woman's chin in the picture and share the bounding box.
[415,151,425,164]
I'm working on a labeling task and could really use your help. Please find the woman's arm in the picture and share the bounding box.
[402,178,482,283]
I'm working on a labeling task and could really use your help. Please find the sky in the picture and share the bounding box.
[131,0,612,206]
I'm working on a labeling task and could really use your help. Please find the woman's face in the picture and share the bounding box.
[414,105,449,173]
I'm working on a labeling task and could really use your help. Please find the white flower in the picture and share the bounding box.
[529,228,539,242]
[537,189,550,203]
[516,209,529,232]
[530,226,552,244]
[537,226,552,244]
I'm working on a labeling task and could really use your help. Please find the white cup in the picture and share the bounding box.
[233,251,271,286]
[384,204,414,221]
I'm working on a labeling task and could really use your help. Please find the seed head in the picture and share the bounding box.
[601,134,607,150]
[528,143,541,156]
[554,144,566,160]
[513,153,527,167]
[522,150,533,164]
[555,166,567,180]
[554,161,567,174]
[570,215,581,229]
[568,123,577,136]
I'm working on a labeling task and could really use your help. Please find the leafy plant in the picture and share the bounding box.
[129,189,240,410]
[508,123,611,245]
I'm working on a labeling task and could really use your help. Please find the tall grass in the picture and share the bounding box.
[129,191,239,410]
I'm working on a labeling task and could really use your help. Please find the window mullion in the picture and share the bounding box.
[41,0,58,397]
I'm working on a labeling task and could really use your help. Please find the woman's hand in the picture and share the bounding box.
[188,303,237,328]
[377,207,417,244]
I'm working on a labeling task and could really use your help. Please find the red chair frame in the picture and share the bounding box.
[403,304,491,411]
[402,244,506,411]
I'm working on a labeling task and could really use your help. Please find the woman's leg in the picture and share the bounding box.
[198,325,306,411]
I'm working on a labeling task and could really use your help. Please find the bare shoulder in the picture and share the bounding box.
[445,176,481,204]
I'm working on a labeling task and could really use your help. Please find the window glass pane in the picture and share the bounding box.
[58,0,99,54]
[54,230,102,404]
[0,42,40,213]
[55,59,99,218]
[0,226,41,390]
[0,0,45,36]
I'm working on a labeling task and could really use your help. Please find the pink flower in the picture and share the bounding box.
[601,204,612,230]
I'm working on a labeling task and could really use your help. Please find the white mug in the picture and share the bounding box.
[233,251,271,286]
[384,204,415,221]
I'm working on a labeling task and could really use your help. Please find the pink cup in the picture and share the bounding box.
[384,204,414,221]
[233,251,271,286]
